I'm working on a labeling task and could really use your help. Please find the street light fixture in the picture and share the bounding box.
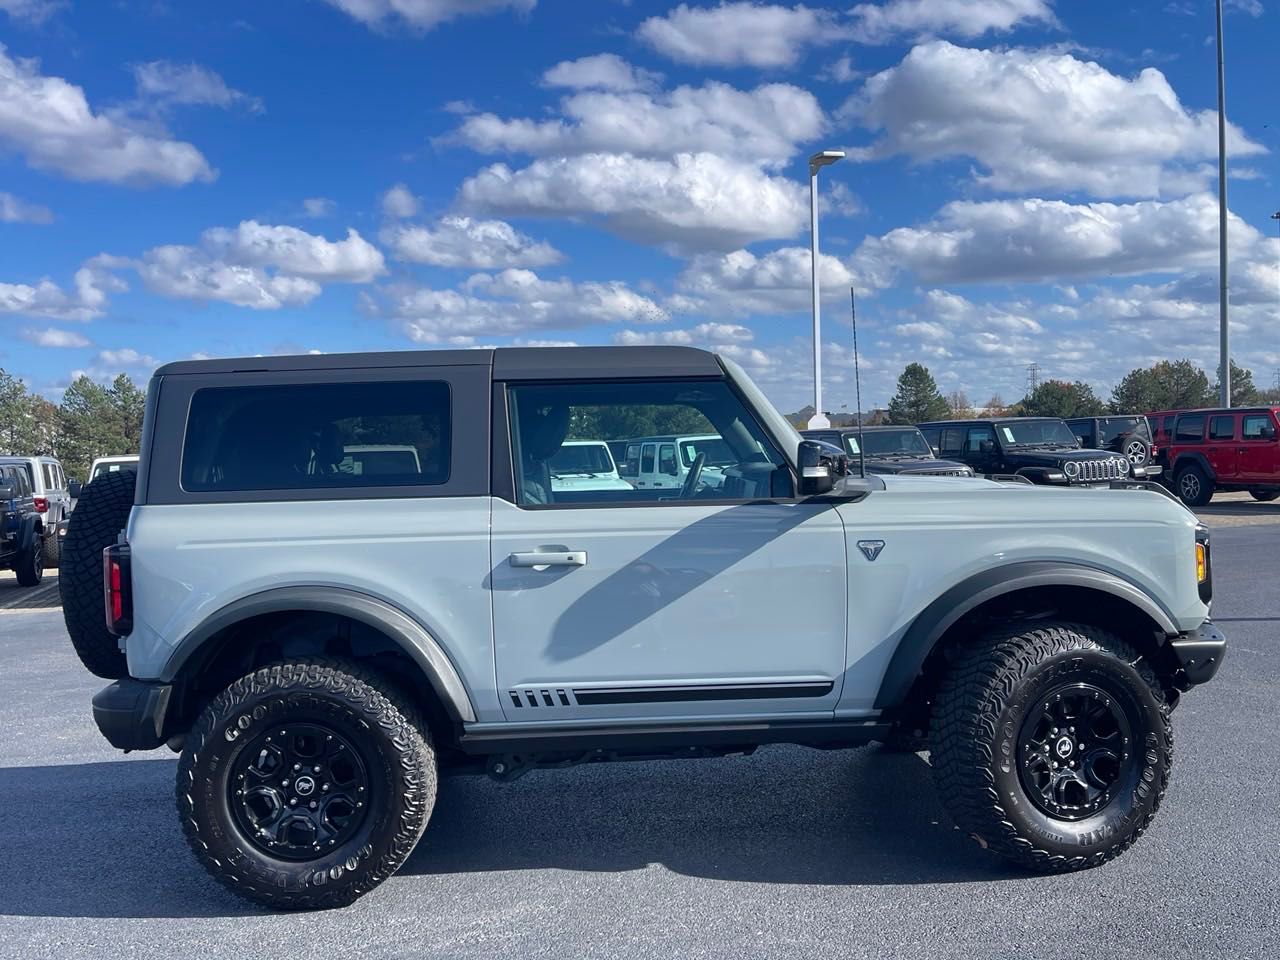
[807,149,844,430]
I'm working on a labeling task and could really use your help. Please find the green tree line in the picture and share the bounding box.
[0,369,145,480]
[885,358,1275,425]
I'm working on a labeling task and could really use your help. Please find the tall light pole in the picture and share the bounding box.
[1215,0,1230,407]
[807,149,844,430]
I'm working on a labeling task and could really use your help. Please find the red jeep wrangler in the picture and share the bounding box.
[1161,406,1280,506]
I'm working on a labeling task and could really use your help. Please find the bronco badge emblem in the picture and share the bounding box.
[857,540,886,562]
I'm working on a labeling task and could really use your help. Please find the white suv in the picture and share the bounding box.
[62,345,1224,911]
[0,454,72,566]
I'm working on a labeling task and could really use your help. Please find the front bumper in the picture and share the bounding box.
[92,678,173,751]
[1168,620,1227,688]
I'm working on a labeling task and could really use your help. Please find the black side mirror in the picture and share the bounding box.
[979,440,995,453]
[797,440,836,496]
[68,479,83,499]
[0,480,16,500]
[1263,425,1278,441]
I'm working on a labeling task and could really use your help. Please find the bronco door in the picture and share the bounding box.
[488,375,848,724]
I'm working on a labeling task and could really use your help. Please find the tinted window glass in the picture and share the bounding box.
[620,444,640,477]
[1243,415,1274,439]
[939,428,964,456]
[966,425,996,453]
[1175,414,1204,442]
[1069,421,1096,445]
[918,427,940,451]
[1163,415,1175,434]
[658,443,677,476]
[1209,415,1235,440]
[508,379,786,506]
[41,463,53,489]
[181,381,450,493]
[1099,418,1149,444]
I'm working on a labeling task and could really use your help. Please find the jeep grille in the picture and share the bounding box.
[1077,458,1125,482]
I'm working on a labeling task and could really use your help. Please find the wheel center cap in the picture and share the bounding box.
[294,775,316,797]
[1055,736,1074,759]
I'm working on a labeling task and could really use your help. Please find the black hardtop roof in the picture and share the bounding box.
[153,345,724,380]
[917,416,1069,428]
[803,424,923,434]
[1152,406,1280,416]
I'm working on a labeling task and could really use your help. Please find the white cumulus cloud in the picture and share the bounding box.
[381,215,562,269]
[0,260,125,321]
[0,45,215,186]
[321,0,534,31]
[459,152,809,252]
[133,221,384,309]
[370,268,667,343]
[637,2,843,68]
[853,192,1261,286]
[542,54,662,93]
[131,61,262,112]
[381,183,419,218]
[452,79,824,168]
[849,0,1056,43]
[18,327,92,348]
[844,41,1267,198]
[0,191,52,223]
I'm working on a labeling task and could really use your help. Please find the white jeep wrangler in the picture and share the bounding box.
[63,346,1225,910]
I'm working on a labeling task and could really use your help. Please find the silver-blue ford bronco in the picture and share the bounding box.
[62,346,1225,910]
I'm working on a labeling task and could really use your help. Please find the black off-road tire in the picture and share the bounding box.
[1249,489,1280,502]
[59,469,135,678]
[177,659,437,911]
[15,539,43,587]
[931,622,1172,873]
[40,529,60,568]
[1175,464,1213,507]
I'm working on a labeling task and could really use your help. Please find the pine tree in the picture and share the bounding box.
[887,363,949,424]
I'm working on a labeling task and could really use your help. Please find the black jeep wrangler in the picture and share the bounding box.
[1064,415,1160,477]
[801,425,973,477]
[917,417,1149,485]
[0,463,45,586]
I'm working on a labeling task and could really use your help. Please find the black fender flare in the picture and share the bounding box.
[17,515,42,552]
[1171,451,1215,482]
[873,561,1179,711]
[160,586,477,723]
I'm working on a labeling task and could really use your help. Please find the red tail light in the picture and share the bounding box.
[33,497,48,513]
[103,543,133,636]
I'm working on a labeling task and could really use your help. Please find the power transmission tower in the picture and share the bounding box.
[1026,362,1041,394]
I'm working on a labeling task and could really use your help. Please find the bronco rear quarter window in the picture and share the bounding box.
[180,381,451,493]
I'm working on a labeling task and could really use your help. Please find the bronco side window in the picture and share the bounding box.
[507,379,787,507]
[181,381,451,493]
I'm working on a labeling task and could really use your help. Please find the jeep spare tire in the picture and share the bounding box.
[61,468,136,679]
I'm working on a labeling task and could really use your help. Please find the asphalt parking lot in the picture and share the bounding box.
[0,503,1275,960]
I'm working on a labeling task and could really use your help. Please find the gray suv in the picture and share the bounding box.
[63,346,1224,910]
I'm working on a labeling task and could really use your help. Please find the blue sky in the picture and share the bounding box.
[1,0,1277,412]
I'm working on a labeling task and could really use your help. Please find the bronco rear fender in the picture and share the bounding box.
[873,561,1179,711]
[160,585,477,723]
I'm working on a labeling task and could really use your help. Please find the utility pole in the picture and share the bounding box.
[1026,362,1041,394]
[1215,0,1230,407]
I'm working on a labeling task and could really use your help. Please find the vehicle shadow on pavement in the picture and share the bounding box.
[0,758,258,919]
[406,744,1021,886]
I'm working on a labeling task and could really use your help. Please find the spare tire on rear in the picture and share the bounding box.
[60,469,136,679]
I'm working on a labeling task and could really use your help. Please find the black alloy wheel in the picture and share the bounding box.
[229,722,371,861]
[1017,683,1132,821]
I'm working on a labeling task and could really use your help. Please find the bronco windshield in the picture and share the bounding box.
[998,419,1080,447]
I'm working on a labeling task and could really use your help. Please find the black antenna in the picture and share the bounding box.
[851,287,866,479]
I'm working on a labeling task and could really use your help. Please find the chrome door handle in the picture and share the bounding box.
[510,550,587,568]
